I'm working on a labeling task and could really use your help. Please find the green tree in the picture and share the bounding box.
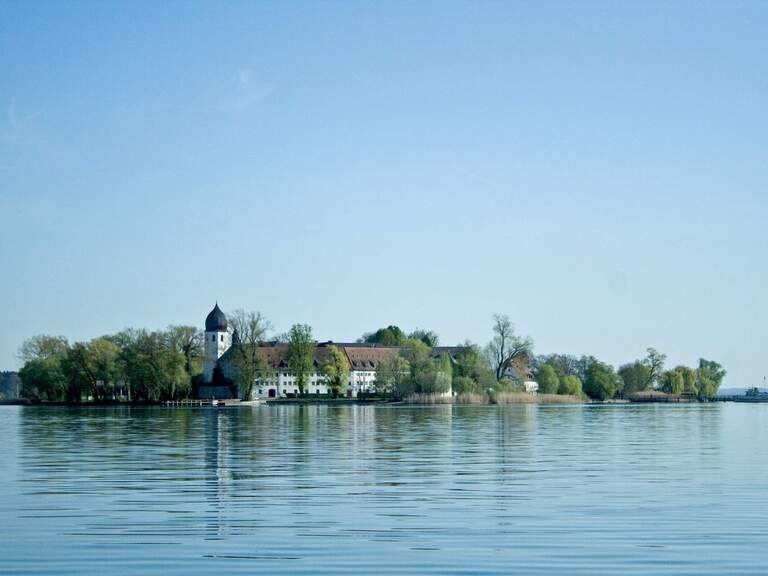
[361,326,407,346]
[617,361,651,396]
[17,335,70,401]
[375,353,411,398]
[454,342,496,389]
[536,364,559,394]
[118,330,188,401]
[696,359,726,399]
[63,338,121,401]
[642,348,667,388]
[485,314,533,382]
[400,339,433,393]
[408,329,440,347]
[676,365,698,395]
[165,325,204,377]
[227,310,272,399]
[660,369,684,394]
[287,324,315,396]
[535,354,583,380]
[18,357,68,401]
[17,335,69,363]
[429,353,453,395]
[493,377,519,392]
[583,360,621,401]
[558,375,583,397]
[397,339,449,394]
[321,345,350,398]
[452,375,477,395]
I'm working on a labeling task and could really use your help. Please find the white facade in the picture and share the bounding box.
[524,380,539,394]
[251,370,376,399]
[200,305,460,399]
[203,328,230,382]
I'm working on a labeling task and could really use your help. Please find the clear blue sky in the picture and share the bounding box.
[1,1,766,386]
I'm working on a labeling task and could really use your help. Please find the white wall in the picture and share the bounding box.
[203,330,230,382]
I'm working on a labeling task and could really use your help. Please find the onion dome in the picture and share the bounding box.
[205,303,228,332]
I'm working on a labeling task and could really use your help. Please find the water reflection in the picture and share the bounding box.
[2,404,766,575]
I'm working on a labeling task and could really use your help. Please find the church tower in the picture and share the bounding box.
[203,303,230,382]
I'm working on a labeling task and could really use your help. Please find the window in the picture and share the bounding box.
[220,334,224,342]
[212,334,216,342]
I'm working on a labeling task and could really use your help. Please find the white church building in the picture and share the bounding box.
[198,303,461,400]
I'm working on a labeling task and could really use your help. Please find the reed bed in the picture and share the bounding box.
[494,392,581,404]
[402,393,454,405]
[404,392,583,405]
[454,393,487,405]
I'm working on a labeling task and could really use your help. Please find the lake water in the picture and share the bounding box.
[1,404,767,575]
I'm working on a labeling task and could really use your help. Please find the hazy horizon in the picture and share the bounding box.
[2,2,767,385]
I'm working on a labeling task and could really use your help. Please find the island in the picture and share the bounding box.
[12,303,727,405]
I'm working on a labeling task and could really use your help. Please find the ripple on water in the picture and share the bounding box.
[0,404,767,575]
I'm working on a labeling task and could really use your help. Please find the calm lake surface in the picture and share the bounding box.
[1,404,767,575]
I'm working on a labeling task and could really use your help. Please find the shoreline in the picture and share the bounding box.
[1,396,746,407]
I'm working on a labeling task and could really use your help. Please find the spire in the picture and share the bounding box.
[205,303,228,331]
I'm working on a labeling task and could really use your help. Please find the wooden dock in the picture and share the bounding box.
[162,399,264,407]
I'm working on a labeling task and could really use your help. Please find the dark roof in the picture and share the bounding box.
[205,303,228,332]
[221,343,401,371]
[220,343,470,372]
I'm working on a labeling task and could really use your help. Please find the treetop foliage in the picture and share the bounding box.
[15,311,727,404]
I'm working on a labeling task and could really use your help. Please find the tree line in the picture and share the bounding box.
[15,310,726,402]
[17,327,203,402]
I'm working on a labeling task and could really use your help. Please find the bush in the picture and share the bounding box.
[452,376,477,395]
[537,364,559,394]
[558,375,583,397]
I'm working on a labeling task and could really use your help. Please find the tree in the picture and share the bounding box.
[660,369,684,395]
[696,359,726,399]
[375,353,411,398]
[226,310,272,399]
[494,377,519,392]
[397,339,433,395]
[616,349,666,396]
[452,376,477,395]
[63,338,121,401]
[165,325,204,377]
[429,353,453,395]
[536,364,559,394]
[675,365,698,395]
[408,329,440,347]
[485,314,533,382]
[19,357,68,401]
[454,342,496,389]
[18,335,69,363]
[558,375,583,397]
[17,335,70,401]
[617,361,651,396]
[583,361,621,401]
[534,354,583,380]
[287,324,315,396]
[321,345,350,398]
[118,330,188,401]
[361,326,407,346]
[642,348,666,389]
